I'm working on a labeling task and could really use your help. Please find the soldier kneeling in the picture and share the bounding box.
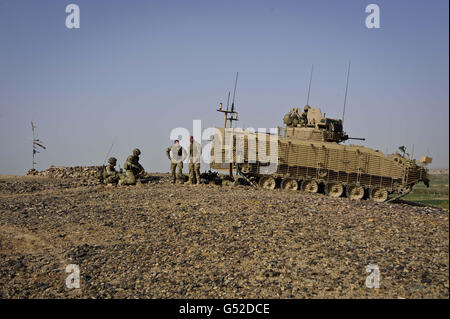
[103,157,121,185]
[119,148,145,185]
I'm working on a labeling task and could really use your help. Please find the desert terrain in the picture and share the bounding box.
[0,167,448,299]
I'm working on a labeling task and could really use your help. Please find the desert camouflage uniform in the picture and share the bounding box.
[301,105,311,126]
[188,140,201,184]
[103,165,120,184]
[166,144,187,183]
[121,153,144,185]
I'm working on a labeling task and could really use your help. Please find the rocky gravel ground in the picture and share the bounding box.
[0,170,448,299]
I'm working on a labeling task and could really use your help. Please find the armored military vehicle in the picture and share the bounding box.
[210,105,431,202]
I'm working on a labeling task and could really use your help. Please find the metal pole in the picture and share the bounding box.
[306,64,313,105]
[342,61,351,125]
[232,72,239,108]
[31,122,35,170]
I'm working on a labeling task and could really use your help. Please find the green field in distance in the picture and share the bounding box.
[403,174,449,209]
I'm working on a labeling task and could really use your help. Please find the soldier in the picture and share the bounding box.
[119,148,144,185]
[185,136,201,185]
[103,157,121,184]
[283,108,295,126]
[301,105,311,126]
[166,140,187,184]
[291,108,300,127]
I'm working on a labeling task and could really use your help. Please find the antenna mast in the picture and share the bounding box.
[306,64,313,105]
[31,122,36,170]
[31,121,46,170]
[217,72,240,178]
[217,72,239,128]
[231,72,239,112]
[342,61,351,125]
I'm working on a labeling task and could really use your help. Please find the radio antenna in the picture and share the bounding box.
[217,73,240,179]
[231,72,239,112]
[103,143,114,165]
[306,64,314,105]
[31,121,46,170]
[342,61,351,125]
[217,73,240,129]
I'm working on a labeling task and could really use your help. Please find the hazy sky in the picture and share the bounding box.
[0,0,448,174]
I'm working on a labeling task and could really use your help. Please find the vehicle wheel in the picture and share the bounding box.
[369,186,389,202]
[281,178,298,191]
[239,163,252,174]
[325,182,344,198]
[346,184,365,200]
[301,179,319,193]
[259,176,276,190]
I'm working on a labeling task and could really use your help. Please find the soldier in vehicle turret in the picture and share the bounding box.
[283,108,305,127]
[301,105,311,126]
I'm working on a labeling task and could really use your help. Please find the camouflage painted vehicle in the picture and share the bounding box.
[210,105,431,202]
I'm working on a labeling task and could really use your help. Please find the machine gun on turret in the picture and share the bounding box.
[282,106,365,144]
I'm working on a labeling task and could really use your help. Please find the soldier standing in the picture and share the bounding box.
[185,136,201,185]
[119,148,144,185]
[103,157,121,184]
[166,140,187,184]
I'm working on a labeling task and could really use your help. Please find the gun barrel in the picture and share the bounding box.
[348,137,366,141]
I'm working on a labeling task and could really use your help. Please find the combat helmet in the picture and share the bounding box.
[108,157,117,164]
[133,148,141,156]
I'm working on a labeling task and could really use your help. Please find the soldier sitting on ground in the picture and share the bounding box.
[166,140,187,184]
[119,148,145,186]
[103,157,121,184]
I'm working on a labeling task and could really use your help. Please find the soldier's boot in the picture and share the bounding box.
[194,164,201,185]
[185,178,194,185]
[195,173,201,185]
[176,173,184,184]
[118,179,124,186]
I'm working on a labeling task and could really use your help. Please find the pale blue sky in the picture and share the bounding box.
[0,0,448,174]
